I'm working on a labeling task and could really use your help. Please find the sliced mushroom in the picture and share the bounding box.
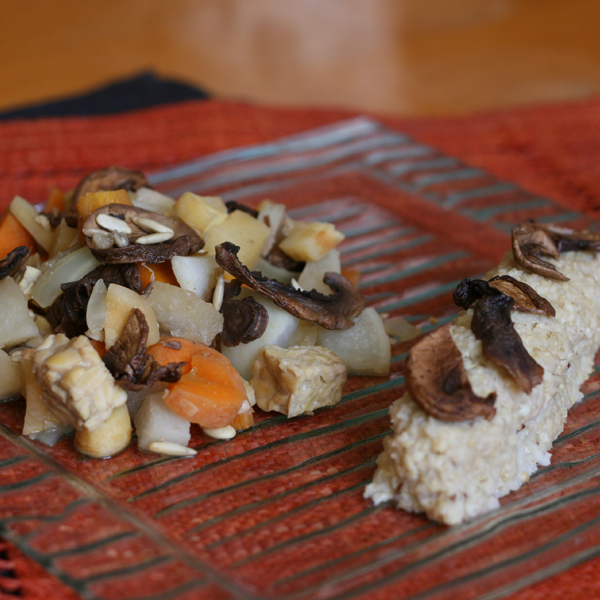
[225,200,259,218]
[0,246,29,281]
[103,308,185,390]
[471,295,544,394]
[512,221,566,280]
[42,211,79,229]
[83,204,203,264]
[47,263,141,337]
[454,275,554,316]
[487,275,555,316]
[72,166,150,204]
[215,242,366,330]
[220,296,269,347]
[542,223,600,253]
[266,245,305,272]
[405,324,496,422]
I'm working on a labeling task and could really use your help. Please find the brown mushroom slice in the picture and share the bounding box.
[541,223,600,253]
[83,204,203,264]
[471,294,544,394]
[488,275,555,316]
[266,245,305,272]
[215,242,366,330]
[47,263,141,337]
[225,200,259,218]
[72,166,150,204]
[220,296,269,347]
[511,222,567,281]
[405,323,496,422]
[0,246,29,281]
[103,308,185,391]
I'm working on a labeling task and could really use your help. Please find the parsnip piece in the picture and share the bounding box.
[171,254,223,298]
[280,221,345,262]
[134,391,191,452]
[0,349,22,400]
[297,249,341,294]
[255,257,298,284]
[174,192,228,234]
[203,210,270,270]
[0,277,38,349]
[50,219,79,258]
[9,196,54,251]
[147,281,223,345]
[21,351,63,435]
[104,284,160,348]
[318,307,391,376]
[257,200,287,256]
[74,404,132,458]
[287,320,318,347]
[251,345,347,417]
[221,292,299,380]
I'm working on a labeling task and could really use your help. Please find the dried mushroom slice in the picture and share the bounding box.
[225,200,259,218]
[103,308,184,390]
[83,204,203,264]
[405,324,496,422]
[47,263,141,337]
[215,242,366,330]
[454,275,554,316]
[471,295,544,394]
[542,223,600,253]
[512,221,565,281]
[72,166,150,204]
[0,246,29,281]
[220,296,269,347]
[487,275,555,316]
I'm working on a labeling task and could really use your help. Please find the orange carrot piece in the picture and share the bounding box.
[341,268,360,287]
[140,261,179,289]
[147,337,203,375]
[166,373,246,428]
[0,211,35,258]
[76,189,132,222]
[44,188,64,213]
[88,338,106,358]
[231,411,255,431]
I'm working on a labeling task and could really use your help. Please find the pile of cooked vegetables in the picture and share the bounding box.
[0,167,391,459]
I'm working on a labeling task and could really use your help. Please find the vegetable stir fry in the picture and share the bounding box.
[0,167,391,458]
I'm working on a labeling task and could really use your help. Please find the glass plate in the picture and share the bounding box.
[1,117,598,600]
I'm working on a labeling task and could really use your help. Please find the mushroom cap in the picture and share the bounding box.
[405,324,496,422]
[83,204,203,264]
[72,166,150,204]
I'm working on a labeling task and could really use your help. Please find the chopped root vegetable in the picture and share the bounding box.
[76,189,132,222]
[0,211,35,258]
[140,261,179,289]
[231,410,255,431]
[148,336,211,375]
[44,188,64,213]
[163,344,247,428]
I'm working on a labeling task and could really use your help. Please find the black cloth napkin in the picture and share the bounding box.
[0,72,209,120]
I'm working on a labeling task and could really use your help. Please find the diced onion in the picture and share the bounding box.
[28,424,75,447]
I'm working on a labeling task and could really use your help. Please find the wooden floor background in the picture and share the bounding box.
[2,0,600,117]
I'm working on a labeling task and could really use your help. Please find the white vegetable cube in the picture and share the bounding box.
[203,210,270,271]
[318,307,391,376]
[104,284,160,348]
[134,391,191,451]
[171,254,223,299]
[75,404,132,458]
[221,293,299,380]
[0,277,39,349]
[279,221,345,262]
[251,345,347,417]
[297,249,341,294]
[147,281,223,345]
[174,192,228,234]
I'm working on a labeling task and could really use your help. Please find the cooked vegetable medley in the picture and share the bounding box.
[0,167,390,458]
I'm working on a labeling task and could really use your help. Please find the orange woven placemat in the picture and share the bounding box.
[3,97,600,600]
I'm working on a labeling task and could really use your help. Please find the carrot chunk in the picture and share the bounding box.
[150,339,248,428]
[76,189,132,222]
[140,261,178,289]
[44,188,64,213]
[0,211,35,258]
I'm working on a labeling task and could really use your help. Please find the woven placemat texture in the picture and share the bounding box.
[2,97,600,600]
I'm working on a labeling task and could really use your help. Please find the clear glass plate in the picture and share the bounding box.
[0,117,597,600]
